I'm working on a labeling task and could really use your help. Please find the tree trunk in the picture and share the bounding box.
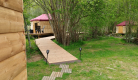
[34,0,84,46]
[23,15,32,49]
[112,21,117,34]
[136,28,138,38]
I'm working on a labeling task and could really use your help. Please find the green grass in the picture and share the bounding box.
[27,36,138,80]
[26,37,41,58]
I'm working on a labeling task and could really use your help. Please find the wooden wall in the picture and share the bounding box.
[0,0,23,12]
[123,26,126,33]
[0,0,27,80]
[32,21,39,33]
[32,21,53,33]
[116,26,126,34]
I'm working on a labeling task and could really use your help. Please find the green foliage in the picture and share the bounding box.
[24,0,138,44]
[79,0,138,40]
[23,0,44,25]
[53,39,84,50]
[26,38,41,58]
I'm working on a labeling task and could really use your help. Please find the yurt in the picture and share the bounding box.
[116,21,127,34]
[116,21,134,34]
[30,14,53,34]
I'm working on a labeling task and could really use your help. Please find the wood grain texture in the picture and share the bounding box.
[0,0,27,79]
[0,32,25,62]
[18,32,26,46]
[0,0,23,12]
[123,26,126,33]
[118,26,123,33]
[13,69,27,80]
[0,51,26,80]
[0,7,24,34]
[32,21,39,33]
[32,21,53,33]
[35,37,79,64]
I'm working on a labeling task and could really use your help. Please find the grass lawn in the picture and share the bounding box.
[27,37,138,80]
[26,38,41,59]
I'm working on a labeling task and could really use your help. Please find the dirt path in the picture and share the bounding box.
[27,54,44,63]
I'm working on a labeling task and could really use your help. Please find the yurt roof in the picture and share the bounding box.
[30,14,51,22]
[116,21,134,26]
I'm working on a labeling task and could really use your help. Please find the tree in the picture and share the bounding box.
[122,0,138,43]
[33,0,88,45]
[79,0,106,38]
[88,0,105,38]
[23,0,33,49]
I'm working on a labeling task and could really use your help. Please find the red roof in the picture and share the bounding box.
[116,21,134,26]
[30,14,52,22]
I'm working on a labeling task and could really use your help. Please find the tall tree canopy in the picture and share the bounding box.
[24,0,138,45]
[33,0,88,45]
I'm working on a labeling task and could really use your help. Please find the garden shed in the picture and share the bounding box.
[116,21,134,34]
[30,14,53,34]
[116,21,127,34]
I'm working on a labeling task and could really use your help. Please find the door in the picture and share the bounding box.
[118,26,123,33]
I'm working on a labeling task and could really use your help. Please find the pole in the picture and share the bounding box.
[79,48,82,60]
[80,51,81,60]
[46,50,49,64]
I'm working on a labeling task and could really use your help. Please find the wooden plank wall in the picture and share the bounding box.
[116,26,119,33]
[39,21,53,33]
[123,26,126,33]
[32,21,39,33]
[0,0,23,12]
[118,26,123,33]
[34,21,53,33]
[0,7,24,33]
[0,0,27,80]
[32,21,53,33]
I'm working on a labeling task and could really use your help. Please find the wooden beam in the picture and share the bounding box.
[0,6,24,34]
[13,69,27,80]
[0,0,23,12]
[0,0,27,79]
[0,32,25,62]
[0,51,26,80]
